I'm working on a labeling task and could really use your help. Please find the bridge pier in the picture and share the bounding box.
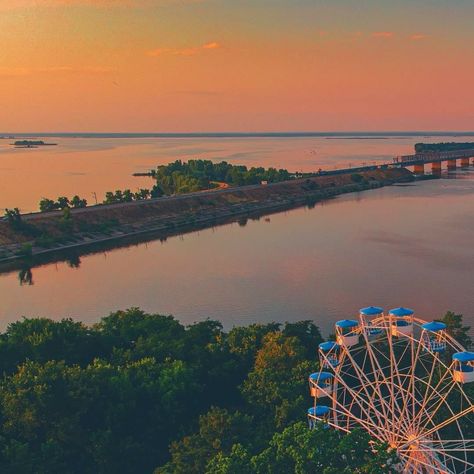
[431,162,442,175]
[413,164,424,175]
[460,158,469,168]
[447,159,457,171]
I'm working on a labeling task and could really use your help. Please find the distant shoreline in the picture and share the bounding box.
[1,131,474,139]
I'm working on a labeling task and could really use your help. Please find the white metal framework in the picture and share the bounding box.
[308,307,474,474]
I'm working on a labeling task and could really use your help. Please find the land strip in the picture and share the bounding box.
[0,168,414,264]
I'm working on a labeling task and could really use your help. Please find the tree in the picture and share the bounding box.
[241,332,310,430]
[4,208,22,226]
[113,190,124,202]
[94,308,186,362]
[441,311,472,349]
[62,207,71,220]
[207,423,398,474]
[134,189,150,200]
[205,444,253,474]
[104,191,116,204]
[122,189,134,202]
[241,332,305,405]
[39,198,58,212]
[0,317,103,371]
[157,408,254,474]
[70,195,87,208]
[282,321,323,360]
[150,185,164,198]
[56,196,70,209]
[0,356,196,473]
[4,208,39,237]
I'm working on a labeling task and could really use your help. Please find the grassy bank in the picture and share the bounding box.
[0,168,414,263]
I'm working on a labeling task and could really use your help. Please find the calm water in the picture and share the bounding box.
[0,134,473,335]
[2,133,473,212]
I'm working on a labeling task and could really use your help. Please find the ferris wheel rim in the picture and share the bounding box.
[312,311,474,474]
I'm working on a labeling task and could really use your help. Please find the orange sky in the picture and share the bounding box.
[1,0,473,132]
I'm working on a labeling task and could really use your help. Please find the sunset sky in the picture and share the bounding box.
[1,0,473,132]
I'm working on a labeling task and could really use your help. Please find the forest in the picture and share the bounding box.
[415,142,474,153]
[150,160,293,196]
[0,309,468,473]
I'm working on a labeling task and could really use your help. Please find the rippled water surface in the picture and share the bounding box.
[0,134,473,334]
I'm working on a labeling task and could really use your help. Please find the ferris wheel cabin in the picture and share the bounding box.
[307,405,330,428]
[318,341,340,368]
[421,321,447,353]
[335,319,359,347]
[359,306,384,338]
[389,307,414,337]
[452,352,474,384]
[309,372,333,398]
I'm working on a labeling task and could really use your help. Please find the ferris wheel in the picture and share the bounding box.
[307,306,474,474]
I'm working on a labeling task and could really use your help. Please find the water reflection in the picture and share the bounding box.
[18,266,33,286]
[66,254,81,269]
[0,171,473,335]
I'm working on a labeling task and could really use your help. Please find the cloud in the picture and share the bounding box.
[147,42,221,57]
[0,65,113,77]
[0,0,130,8]
[372,31,394,38]
[170,89,220,96]
[0,0,203,10]
[0,67,30,77]
[40,66,113,73]
[202,41,220,50]
[409,34,429,41]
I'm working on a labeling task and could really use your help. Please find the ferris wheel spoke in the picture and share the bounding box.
[401,452,455,474]
[358,330,394,426]
[416,364,458,414]
[339,344,403,436]
[362,333,414,433]
[395,333,425,434]
[415,353,437,402]
[404,448,474,453]
[406,376,468,448]
[402,457,422,474]
[332,371,390,440]
[419,349,474,410]
[331,405,386,442]
[429,440,474,448]
[335,364,396,438]
[409,362,455,431]
[402,405,474,451]
[418,381,460,432]
[401,450,474,471]
[386,329,414,432]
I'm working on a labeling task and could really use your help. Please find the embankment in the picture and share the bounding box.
[0,168,414,263]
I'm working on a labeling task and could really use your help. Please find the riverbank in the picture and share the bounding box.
[0,168,414,264]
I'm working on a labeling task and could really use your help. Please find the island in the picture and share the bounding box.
[12,140,58,148]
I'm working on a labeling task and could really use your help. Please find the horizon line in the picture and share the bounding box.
[3,130,474,138]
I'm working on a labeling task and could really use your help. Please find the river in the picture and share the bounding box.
[0,134,473,335]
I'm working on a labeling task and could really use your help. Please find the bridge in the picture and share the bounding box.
[391,148,474,174]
